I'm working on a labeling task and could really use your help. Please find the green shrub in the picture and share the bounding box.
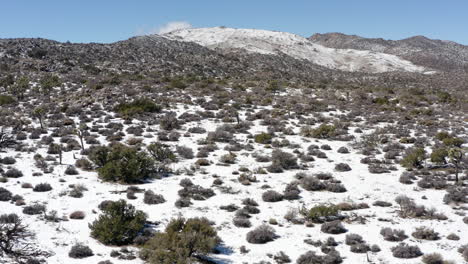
[114,98,162,117]
[90,200,146,246]
[147,142,176,162]
[254,133,273,144]
[309,124,336,139]
[0,95,15,106]
[300,204,340,223]
[89,144,156,183]
[435,132,451,141]
[430,148,448,164]
[401,147,426,169]
[141,217,218,263]
[442,137,464,148]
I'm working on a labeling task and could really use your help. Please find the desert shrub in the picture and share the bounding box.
[233,217,252,228]
[262,190,283,202]
[175,198,192,208]
[350,243,370,254]
[242,198,259,207]
[447,233,460,240]
[443,187,468,204]
[399,171,415,184]
[195,158,210,166]
[33,183,52,192]
[267,149,298,172]
[380,227,407,242]
[0,187,12,201]
[147,142,176,162]
[296,250,343,264]
[114,98,162,117]
[141,217,218,263]
[320,220,347,234]
[90,199,147,246]
[89,144,156,183]
[400,147,426,169]
[391,243,423,259]
[178,185,215,201]
[143,190,165,205]
[411,227,439,240]
[220,153,237,164]
[75,158,93,170]
[300,176,326,191]
[159,112,180,131]
[68,243,94,258]
[246,224,276,244]
[206,125,233,143]
[69,211,86,219]
[274,251,291,264]
[243,205,260,214]
[0,95,15,106]
[4,168,23,178]
[176,146,194,159]
[23,204,46,215]
[442,137,464,147]
[64,165,79,175]
[283,183,301,200]
[421,253,445,264]
[254,132,273,144]
[311,124,336,139]
[430,148,448,164]
[301,205,340,223]
[188,126,206,134]
[0,156,16,164]
[334,163,351,172]
[326,183,347,193]
[337,147,349,154]
[179,178,194,187]
[345,234,364,245]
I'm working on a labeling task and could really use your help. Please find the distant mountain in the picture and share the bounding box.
[309,33,468,72]
[163,27,426,74]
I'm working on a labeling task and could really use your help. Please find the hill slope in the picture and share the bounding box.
[309,33,468,72]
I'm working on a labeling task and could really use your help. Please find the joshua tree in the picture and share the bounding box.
[75,124,88,150]
[448,148,465,183]
[32,106,47,129]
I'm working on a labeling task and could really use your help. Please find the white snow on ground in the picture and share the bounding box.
[1,95,466,264]
[163,27,427,74]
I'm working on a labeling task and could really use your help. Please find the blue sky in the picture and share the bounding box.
[1,1,467,44]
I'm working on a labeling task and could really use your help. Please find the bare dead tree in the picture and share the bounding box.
[0,214,37,258]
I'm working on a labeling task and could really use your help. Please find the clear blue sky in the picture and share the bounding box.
[1,1,467,44]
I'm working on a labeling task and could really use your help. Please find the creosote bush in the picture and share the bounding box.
[141,217,218,263]
[90,199,146,246]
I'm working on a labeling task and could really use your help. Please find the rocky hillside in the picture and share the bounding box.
[309,33,468,72]
[164,27,426,73]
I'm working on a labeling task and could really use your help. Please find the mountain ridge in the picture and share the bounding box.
[309,32,468,72]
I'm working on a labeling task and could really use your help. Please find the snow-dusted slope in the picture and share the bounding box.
[163,27,427,73]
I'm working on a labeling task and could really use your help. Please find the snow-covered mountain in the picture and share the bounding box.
[163,27,427,74]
